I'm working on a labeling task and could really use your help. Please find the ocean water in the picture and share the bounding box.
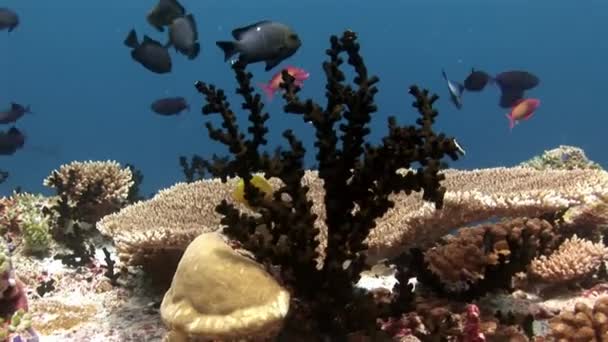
[1,0,606,197]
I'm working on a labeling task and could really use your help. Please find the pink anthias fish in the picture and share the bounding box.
[505,98,540,131]
[258,66,309,101]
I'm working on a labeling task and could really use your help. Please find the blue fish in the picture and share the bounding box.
[441,69,465,110]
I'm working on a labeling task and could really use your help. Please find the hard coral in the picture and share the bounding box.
[528,234,608,284]
[366,166,608,261]
[520,145,602,171]
[161,233,290,341]
[43,160,134,225]
[549,296,608,341]
[422,217,560,294]
[189,30,462,337]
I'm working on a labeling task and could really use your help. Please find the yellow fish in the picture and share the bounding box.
[232,174,273,208]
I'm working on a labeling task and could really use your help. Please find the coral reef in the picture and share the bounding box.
[549,296,608,341]
[43,160,134,227]
[161,232,290,341]
[187,29,462,337]
[521,145,602,170]
[9,193,52,255]
[423,217,561,293]
[528,234,608,284]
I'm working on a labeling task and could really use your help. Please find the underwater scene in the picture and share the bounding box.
[2,0,608,341]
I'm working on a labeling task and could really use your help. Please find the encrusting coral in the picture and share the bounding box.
[183,29,463,338]
[160,232,290,341]
[43,160,134,226]
[528,234,608,284]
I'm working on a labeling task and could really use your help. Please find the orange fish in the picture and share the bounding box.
[258,66,309,101]
[505,98,540,131]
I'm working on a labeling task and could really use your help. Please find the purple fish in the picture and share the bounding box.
[0,103,31,124]
[0,127,25,155]
[151,97,189,115]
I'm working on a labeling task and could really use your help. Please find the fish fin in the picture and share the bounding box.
[187,43,200,60]
[142,35,159,45]
[216,41,238,61]
[185,14,198,40]
[124,29,139,48]
[457,82,465,93]
[441,68,448,80]
[265,57,283,71]
[258,83,275,101]
[166,0,186,15]
[231,20,272,40]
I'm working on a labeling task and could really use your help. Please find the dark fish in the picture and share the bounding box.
[0,127,25,155]
[0,8,18,32]
[464,68,492,92]
[495,70,539,91]
[151,97,189,115]
[147,0,185,32]
[166,14,200,60]
[499,87,525,108]
[124,29,172,74]
[441,69,464,109]
[0,103,31,124]
[216,20,302,71]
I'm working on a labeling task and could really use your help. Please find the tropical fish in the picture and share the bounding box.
[166,14,200,60]
[495,71,540,108]
[0,103,31,124]
[464,68,492,92]
[216,20,302,71]
[124,29,172,74]
[505,98,540,131]
[0,8,18,32]
[232,175,273,208]
[151,97,189,115]
[441,69,465,109]
[0,127,25,155]
[258,66,309,101]
[147,0,185,32]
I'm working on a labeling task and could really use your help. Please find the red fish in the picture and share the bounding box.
[505,98,540,131]
[258,66,309,101]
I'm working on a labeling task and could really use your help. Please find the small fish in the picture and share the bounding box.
[151,97,189,115]
[441,69,465,109]
[0,127,25,155]
[124,29,172,74]
[147,0,185,32]
[0,103,31,124]
[464,68,492,92]
[232,175,273,209]
[258,66,309,101]
[505,98,540,131]
[166,14,200,60]
[0,8,18,32]
[216,20,302,71]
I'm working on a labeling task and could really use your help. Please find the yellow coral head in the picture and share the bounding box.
[232,175,273,209]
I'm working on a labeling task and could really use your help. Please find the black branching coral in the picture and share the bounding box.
[190,30,463,338]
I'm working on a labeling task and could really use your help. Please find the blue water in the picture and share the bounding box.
[1,0,607,196]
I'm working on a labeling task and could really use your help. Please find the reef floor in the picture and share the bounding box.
[12,240,608,341]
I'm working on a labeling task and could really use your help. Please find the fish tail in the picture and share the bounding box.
[258,83,275,101]
[216,41,238,61]
[124,29,139,48]
[506,114,515,131]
